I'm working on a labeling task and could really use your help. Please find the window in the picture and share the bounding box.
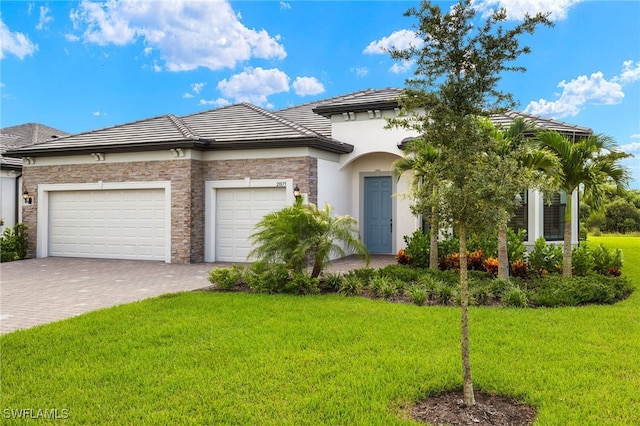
[508,191,528,236]
[544,191,567,241]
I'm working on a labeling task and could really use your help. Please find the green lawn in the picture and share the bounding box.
[1,236,638,425]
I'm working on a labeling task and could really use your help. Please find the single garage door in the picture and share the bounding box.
[48,189,166,261]
[216,187,287,262]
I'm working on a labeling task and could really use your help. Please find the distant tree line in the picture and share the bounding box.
[582,186,640,234]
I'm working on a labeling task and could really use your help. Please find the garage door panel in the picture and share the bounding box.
[48,189,166,261]
[215,187,287,262]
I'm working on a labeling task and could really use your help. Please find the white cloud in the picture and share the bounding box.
[70,0,286,72]
[0,18,38,59]
[390,60,413,74]
[36,5,54,30]
[191,82,205,94]
[631,134,640,139]
[525,59,640,119]
[351,67,369,78]
[199,98,231,108]
[620,143,640,154]
[182,93,193,99]
[525,72,624,118]
[217,67,290,106]
[280,2,292,10]
[474,0,582,21]
[93,111,107,116]
[292,77,324,96]
[363,29,423,54]
[614,60,640,85]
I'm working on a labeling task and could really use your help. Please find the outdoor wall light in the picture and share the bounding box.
[22,190,33,205]
[293,185,301,200]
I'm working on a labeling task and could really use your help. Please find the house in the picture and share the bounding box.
[0,123,69,232]
[4,88,591,263]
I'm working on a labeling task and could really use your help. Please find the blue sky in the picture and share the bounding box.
[1,0,639,187]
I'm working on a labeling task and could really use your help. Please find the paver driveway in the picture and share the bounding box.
[0,258,217,335]
[0,255,391,335]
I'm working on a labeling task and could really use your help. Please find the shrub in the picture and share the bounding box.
[338,275,364,296]
[510,259,528,279]
[286,273,320,295]
[396,249,413,265]
[437,231,459,260]
[489,278,513,299]
[470,281,493,306]
[467,249,484,271]
[378,264,420,283]
[528,237,562,274]
[507,228,527,263]
[435,281,457,305]
[530,274,633,307]
[415,274,441,301]
[245,262,290,294]
[379,280,399,299]
[440,252,460,271]
[403,230,430,268]
[407,285,428,306]
[345,267,377,286]
[591,244,623,276]
[571,244,594,277]
[208,265,245,290]
[321,272,344,291]
[502,287,529,308]
[0,223,28,262]
[483,257,499,276]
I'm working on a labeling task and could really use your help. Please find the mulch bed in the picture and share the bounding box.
[405,390,537,425]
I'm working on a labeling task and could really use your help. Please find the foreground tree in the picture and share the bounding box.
[536,130,630,277]
[388,0,552,405]
[249,200,370,278]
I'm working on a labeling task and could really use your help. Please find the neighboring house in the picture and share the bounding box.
[0,123,69,232]
[4,88,591,263]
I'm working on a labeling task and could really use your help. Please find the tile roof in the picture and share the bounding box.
[5,103,353,157]
[1,123,69,169]
[3,88,592,159]
[312,88,402,117]
[490,110,593,137]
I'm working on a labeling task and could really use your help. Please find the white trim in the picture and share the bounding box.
[37,181,172,263]
[204,178,295,262]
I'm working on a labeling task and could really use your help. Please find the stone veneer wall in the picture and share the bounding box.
[22,160,194,263]
[21,155,318,264]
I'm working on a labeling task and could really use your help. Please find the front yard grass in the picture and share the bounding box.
[1,235,638,424]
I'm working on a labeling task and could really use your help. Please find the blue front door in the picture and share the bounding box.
[364,176,392,253]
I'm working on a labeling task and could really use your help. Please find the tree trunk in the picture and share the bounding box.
[429,202,439,270]
[459,224,475,406]
[497,224,509,280]
[563,194,573,278]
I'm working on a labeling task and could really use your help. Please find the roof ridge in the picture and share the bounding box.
[167,114,201,140]
[240,102,324,138]
[503,110,592,132]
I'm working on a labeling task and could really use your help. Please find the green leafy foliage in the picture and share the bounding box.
[530,274,632,307]
[528,237,563,274]
[591,244,623,276]
[249,200,369,278]
[338,274,364,296]
[501,287,529,308]
[208,265,245,290]
[403,230,430,268]
[0,223,28,262]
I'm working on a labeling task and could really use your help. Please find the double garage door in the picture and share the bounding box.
[46,187,286,263]
[48,189,166,261]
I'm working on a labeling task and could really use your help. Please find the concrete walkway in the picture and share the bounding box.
[0,255,394,334]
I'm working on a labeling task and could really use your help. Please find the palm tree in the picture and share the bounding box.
[491,117,559,279]
[536,131,630,277]
[249,200,369,278]
[392,138,442,269]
